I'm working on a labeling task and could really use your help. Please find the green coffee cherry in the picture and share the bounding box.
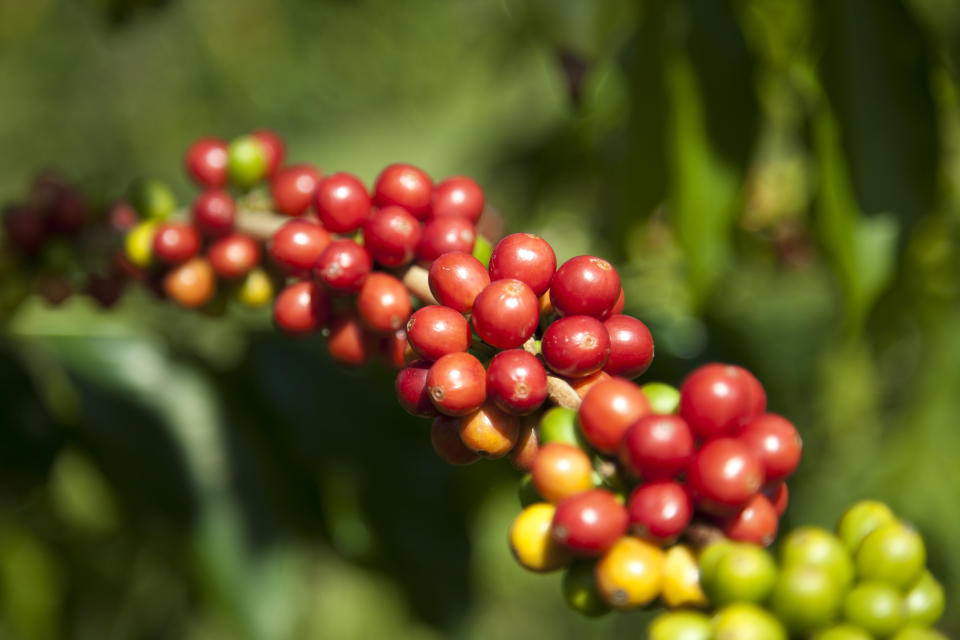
[124,220,157,268]
[472,234,493,268]
[641,382,681,414]
[855,522,926,589]
[890,627,949,640]
[780,526,855,590]
[769,564,845,634]
[648,610,712,640]
[698,540,737,588]
[538,407,588,449]
[838,500,896,552]
[711,603,787,640]
[227,135,268,189]
[904,571,945,626]
[128,178,176,220]
[517,473,540,507]
[843,580,907,638]
[561,561,610,617]
[812,624,874,640]
[701,543,777,606]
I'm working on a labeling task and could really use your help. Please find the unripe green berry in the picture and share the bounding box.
[838,500,896,552]
[904,571,945,626]
[517,473,540,507]
[855,521,926,589]
[472,234,493,268]
[769,564,845,634]
[538,407,588,449]
[701,543,777,606]
[561,561,610,617]
[711,603,787,640]
[128,178,176,220]
[812,624,874,640]
[844,580,907,638]
[648,610,712,640]
[780,526,855,590]
[227,135,268,189]
[641,382,681,414]
[890,627,949,640]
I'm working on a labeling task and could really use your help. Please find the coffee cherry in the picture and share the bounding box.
[641,382,681,414]
[562,561,611,617]
[661,544,709,609]
[609,288,625,317]
[541,315,611,378]
[406,305,471,360]
[723,493,779,546]
[192,189,236,237]
[737,365,768,417]
[362,205,422,267]
[326,313,371,365]
[552,490,628,556]
[603,314,654,378]
[764,481,789,516]
[374,163,433,218]
[431,176,484,221]
[3,205,47,256]
[701,542,777,606]
[838,500,897,552]
[273,281,330,336]
[314,239,372,293]
[813,626,874,640]
[578,378,652,454]
[458,402,520,458]
[569,370,611,400]
[378,327,413,369]
[356,272,411,333]
[891,629,948,640]
[271,164,322,216]
[227,135,268,188]
[531,442,593,503]
[904,571,945,626]
[626,481,692,542]
[47,188,86,235]
[781,526,856,590]
[594,536,664,609]
[163,257,215,308]
[236,268,274,308]
[250,129,285,177]
[619,414,695,480]
[124,220,157,268]
[185,137,229,187]
[417,216,476,265]
[648,611,711,640]
[396,360,437,418]
[269,219,332,275]
[680,363,762,440]
[509,503,573,572]
[509,417,539,471]
[488,233,557,296]
[129,178,176,221]
[687,438,763,514]
[550,255,620,318]
[844,581,907,638]
[207,233,260,279]
[430,415,479,465]
[486,349,547,415]
[427,251,490,313]
[711,603,787,640]
[106,202,138,232]
[737,413,802,483]
[426,352,486,416]
[471,279,539,349]
[152,222,201,264]
[314,172,371,232]
[856,521,926,589]
[538,407,588,449]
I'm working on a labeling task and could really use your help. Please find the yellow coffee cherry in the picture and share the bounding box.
[508,503,573,573]
[662,544,708,608]
[595,536,665,609]
[124,220,157,268]
[237,268,274,308]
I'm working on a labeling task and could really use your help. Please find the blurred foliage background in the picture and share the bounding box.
[1,0,960,637]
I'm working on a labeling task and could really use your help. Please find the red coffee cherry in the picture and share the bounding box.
[426,352,486,416]
[531,442,594,503]
[152,222,200,264]
[107,201,139,233]
[3,205,46,256]
[362,205,422,268]
[273,281,330,336]
[250,129,285,177]
[185,137,228,187]
[687,438,763,515]
[486,349,548,415]
[269,219,332,275]
[374,163,433,218]
[271,164,322,216]
[458,402,521,459]
[417,217,476,265]
[314,239,372,293]
[471,279,539,349]
[736,365,768,418]
[736,413,802,483]
[405,305,471,361]
[192,189,236,237]
[763,482,789,517]
[679,363,762,440]
[396,360,438,418]
[47,189,87,236]
[627,481,693,542]
[509,418,539,471]
[552,490,629,556]
[603,315,654,379]
[488,233,557,296]
[541,315,611,378]
[578,378,652,454]
[356,272,412,333]
[550,255,621,318]
[326,313,371,366]
[378,327,412,369]
[207,233,260,279]
[723,493,779,547]
[430,176,484,222]
[619,414,695,481]
[609,288,625,317]
[570,370,612,400]
[314,172,371,233]
[163,257,215,308]
[431,415,479,466]
[428,251,490,313]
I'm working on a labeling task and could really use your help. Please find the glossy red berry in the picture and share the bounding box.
[619,414,695,480]
[687,438,764,514]
[679,364,763,440]
[192,189,236,237]
[541,315,611,378]
[550,255,620,318]
[271,164,322,216]
[763,482,789,517]
[627,481,693,542]
[578,378,652,454]
[326,313,372,366]
[430,176,484,222]
[723,494,779,547]
[405,305,471,361]
[269,219,332,275]
[273,281,330,336]
[431,415,479,466]
[471,279,539,349]
[152,222,201,264]
[609,288,625,316]
[416,216,476,265]
[356,272,411,333]
[362,205,422,267]
[488,233,557,296]
[426,352,486,416]
[737,366,768,422]
[427,252,490,313]
[251,129,285,177]
[603,315,654,378]
[396,360,438,418]
[486,349,548,415]
[737,414,802,483]
[314,239,372,293]
[378,327,412,369]
[207,233,260,279]
[552,490,629,556]
[314,172,371,232]
[185,137,228,187]
[374,163,433,218]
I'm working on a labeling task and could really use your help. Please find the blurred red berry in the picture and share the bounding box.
[273,281,330,336]
[314,239,372,293]
[430,176,484,222]
[192,189,236,237]
[374,163,433,218]
[185,137,228,187]
[314,172,371,232]
[269,219,332,275]
[416,217,476,265]
[207,233,260,279]
[153,222,201,264]
[363,205,422,268]
[271,164,322,216]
